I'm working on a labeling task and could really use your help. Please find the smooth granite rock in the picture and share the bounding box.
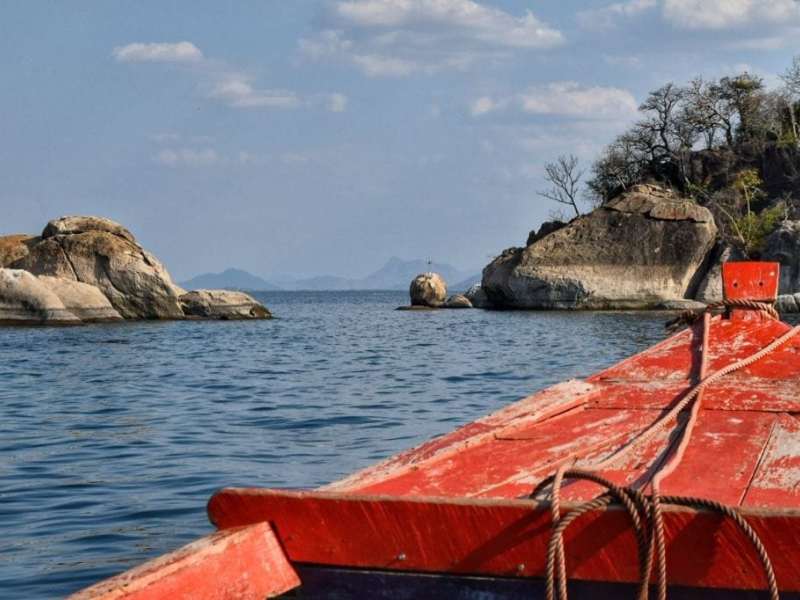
[443,294,473,309]
[12,227,184,319]
[37,275,123,322]
[409,272,447,307]
[42,216,136,243]
[0,269,79,324]
[482,184,718,309]
[179,290,271,319]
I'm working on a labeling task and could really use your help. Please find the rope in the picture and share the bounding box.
[534,299,800,599]
[666,298,779,332]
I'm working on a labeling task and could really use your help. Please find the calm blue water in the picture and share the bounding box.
[0,291,672,599]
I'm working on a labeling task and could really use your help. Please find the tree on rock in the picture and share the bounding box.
[537,154,584,218]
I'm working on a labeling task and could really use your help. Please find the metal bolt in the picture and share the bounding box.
[396,552,407,561]
[517,563,525,573]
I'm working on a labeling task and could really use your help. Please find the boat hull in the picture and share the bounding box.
[290,565,800,599]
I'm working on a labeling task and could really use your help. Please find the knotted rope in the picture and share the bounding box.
[534,299,800,599]
[666,298,779,332]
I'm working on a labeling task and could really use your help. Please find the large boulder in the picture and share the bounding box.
[776,293,800,313]
[763,220,800,294]
[482,184,718,309]
[38,276,122,322]
[179,290,271,320]
[0,269,80,324]
[694,243,745,303]
[409,272,447,307]
[11,217,184,319]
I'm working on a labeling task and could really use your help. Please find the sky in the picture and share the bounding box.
[2,0,800,280]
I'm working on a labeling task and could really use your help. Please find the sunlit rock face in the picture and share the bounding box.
[0,215,271,323]
[482,185,718,310]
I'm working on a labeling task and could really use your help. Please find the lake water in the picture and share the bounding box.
[0,291,674,599]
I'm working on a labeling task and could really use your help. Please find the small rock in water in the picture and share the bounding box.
[443,294,472,309]
[180,290,272,319]
[409,272,447,307]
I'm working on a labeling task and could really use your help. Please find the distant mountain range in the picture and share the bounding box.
[180,258,480,292]
[180,268,282,291]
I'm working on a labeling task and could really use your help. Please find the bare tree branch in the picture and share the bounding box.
[537,154,584,218]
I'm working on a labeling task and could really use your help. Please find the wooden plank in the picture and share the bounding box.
[67,522,300,600]
[723,262,779,302]
[345,408,658,498]
[657,410,776,505]
[743,414,800,509]
[588,378,800,413]
[208,488,800,592]
[324,380,596,494]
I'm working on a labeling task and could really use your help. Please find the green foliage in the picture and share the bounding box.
[733,169,764,208]
[734,204,785,256]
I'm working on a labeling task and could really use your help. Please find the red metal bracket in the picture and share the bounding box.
[722,261,779,302]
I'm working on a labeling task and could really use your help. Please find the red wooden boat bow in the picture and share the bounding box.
[71,262,800,599]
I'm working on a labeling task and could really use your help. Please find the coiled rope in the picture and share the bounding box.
[533,300,800,600]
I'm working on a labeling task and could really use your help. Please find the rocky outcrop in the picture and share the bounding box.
[0,215,271,324]
[13,221,184,319]
[464,284,490,309]
[694,243,745,303]
[180,290,272,320]
[42,216,136,244]
[526,221,567,247]
[443,294,472,309]
[409,272,447,307]
[763,220,800,295]
[482,185,718,309]
[0,269,80,324]
[776,293,800,313]
[0,235,37,267]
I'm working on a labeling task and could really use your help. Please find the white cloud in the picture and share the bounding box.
[472,82,638,121]
[326,93,348,112]
[577,0,656,31]
[113,41,202,63]
[298,30,354,60]
[470,96,499,116]
[662,0,800,29]
[209,75,301,109]
[116,41,342,112]
[154,148,219,167]
[334,0,564,48]
[603,54,643,68]
[352,54,417,77]
[520,83,637,119]
[301,0,563,77]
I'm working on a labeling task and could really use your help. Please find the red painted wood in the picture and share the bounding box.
[657,409,776,505]
[208,488,800,592]
[723,261,779,302]
[743,413,800,509]
[67,523,299,600]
